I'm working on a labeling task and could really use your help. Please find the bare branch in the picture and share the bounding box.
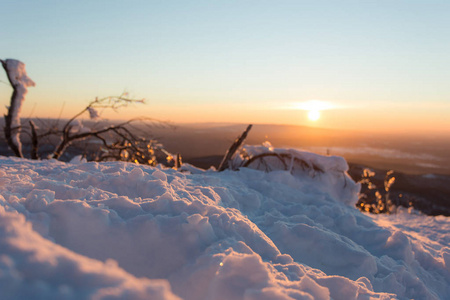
[218,124,252,171]
[2,60,166,165]
[241,152,324,176]
[29,120,39,159]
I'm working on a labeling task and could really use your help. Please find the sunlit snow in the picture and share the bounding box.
[0,148,448,300]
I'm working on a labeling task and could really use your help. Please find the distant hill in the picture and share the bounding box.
[153,122,450,176]
[1,119,449,175]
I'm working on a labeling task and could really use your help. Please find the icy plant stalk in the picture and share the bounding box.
[1,59,35,157]
[384,170,396,213]
[358,168,396,214]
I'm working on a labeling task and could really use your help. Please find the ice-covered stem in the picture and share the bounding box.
[52,119,133,159]
[51,118,157,160]
[52,94,146,159]
[29,120,39,159]
[1,59,35,158]
[242,152,324,175]
[218,124,252,171]
[59,94,144,136]
[384,170,396,213]
[175,153,182,169]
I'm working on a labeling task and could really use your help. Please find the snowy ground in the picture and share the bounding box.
[0,151,449,300]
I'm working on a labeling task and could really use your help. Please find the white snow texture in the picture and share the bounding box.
[0,147,449,300]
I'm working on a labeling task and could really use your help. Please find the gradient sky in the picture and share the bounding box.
[1,1,449,135]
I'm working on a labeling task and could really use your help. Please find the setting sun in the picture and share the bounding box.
[308,110,320,121]
[288,100,334,123]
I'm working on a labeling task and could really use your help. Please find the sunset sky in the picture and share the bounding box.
[1,1,449,135]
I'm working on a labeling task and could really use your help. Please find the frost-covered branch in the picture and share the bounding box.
[49,96,172,165]
[1,59,171,165]
[24,93,152,160]
[29,120,39,159]
[52,118,147,159]
[1,59,35,157]
[59,94,144,137]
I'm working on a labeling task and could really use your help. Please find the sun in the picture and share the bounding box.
[308,110,320,121]
[287,99,335,123]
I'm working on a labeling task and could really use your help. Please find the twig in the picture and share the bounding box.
[29,120,39,159]
[218,124,253,171]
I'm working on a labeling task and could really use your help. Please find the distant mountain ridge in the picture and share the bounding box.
[1,119,449,175]
[154,122,450,176]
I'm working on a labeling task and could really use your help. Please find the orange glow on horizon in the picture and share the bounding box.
[10,94,450,137]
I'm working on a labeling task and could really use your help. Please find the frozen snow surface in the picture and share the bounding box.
[0,149,449,300]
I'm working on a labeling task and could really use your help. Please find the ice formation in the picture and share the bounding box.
[1,59,35,155]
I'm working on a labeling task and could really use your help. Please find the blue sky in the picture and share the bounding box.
[1,1,450,134]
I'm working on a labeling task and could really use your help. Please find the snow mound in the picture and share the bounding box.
[230,143,359,206]
[0,150,449,299]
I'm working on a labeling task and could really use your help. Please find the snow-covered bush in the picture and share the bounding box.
[226,142,360,206]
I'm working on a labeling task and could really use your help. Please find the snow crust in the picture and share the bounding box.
[0,151,449,299]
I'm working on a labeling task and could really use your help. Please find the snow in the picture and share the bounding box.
[70,155,87,164]
[88,107,100,120]
[68,119,91,134]
[2,59,35,154]
[0,148,449,299]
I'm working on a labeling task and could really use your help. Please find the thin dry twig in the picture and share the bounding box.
[218,124,253,171]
